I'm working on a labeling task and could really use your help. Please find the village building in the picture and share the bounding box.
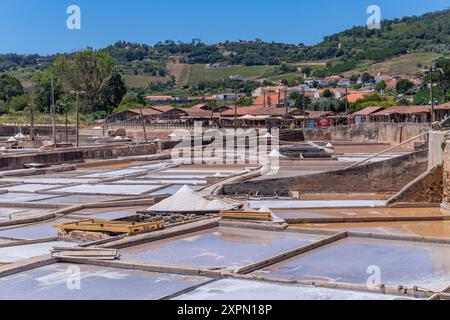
[252,86,288,97]
[253,92,291,108]
[352,107,384,124]
[144,95,174,104]
[369,106,432,123]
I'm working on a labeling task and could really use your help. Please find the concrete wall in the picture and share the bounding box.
[388,164,443,205]
[0,125,76,137]
[302,123,430,145]
[222,150,428,196]
[428,131,447,170]
[0,143,159,170]
[442,142,450,207]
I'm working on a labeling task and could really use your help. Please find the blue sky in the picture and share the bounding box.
[0,0,448,55]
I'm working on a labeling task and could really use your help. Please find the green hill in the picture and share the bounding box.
[0,9,448,92]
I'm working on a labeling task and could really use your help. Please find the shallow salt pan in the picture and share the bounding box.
[0,263,208,300]
[0,193,63,203]
[249,200,386,209]
[0,218,75,240]
[32,194,130,204]
[79,168,148,178]
[174,279,419,300]
[120,227,322,269]
[0,178,98,185]
[50,184,163,196]
[149,185,202,196]
[252,238,450,292]
[0,184,61,193]
[134,179,207,185]
[0,241,77,263]
[163,169,245,174]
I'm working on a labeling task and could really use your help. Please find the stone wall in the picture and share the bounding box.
[442,142,450,207]
[428,131,447,170]
[0,125,76,137]
[0,143,159,170]
[222,150,428,196]
[388,164,443,205]
[302,122,430,145]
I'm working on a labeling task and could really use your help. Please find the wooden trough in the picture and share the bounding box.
[54,219,164,235]
[219,210,272,221]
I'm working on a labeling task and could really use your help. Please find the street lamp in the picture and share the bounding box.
[70,90,85,148]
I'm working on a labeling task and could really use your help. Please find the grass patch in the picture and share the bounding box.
[186,64,275,85]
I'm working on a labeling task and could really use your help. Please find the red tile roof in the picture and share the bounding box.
[191,104,209,110]
[434,102,450,110]
[145,95,173,101]
[352,107,384,116]
[183,108,213,118]
[371,106,431,116]
[129,108,161,116]
[253,93,289,106]
[221,106,288,117]
[150,105,176,113]
[305,111,335,119]
[346,93,367,103]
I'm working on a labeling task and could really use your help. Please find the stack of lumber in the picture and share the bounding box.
[219,210,272,221]
[54,219,164,235]
[52,247,119,260]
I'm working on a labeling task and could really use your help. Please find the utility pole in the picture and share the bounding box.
[430,66,435,123]
[302,85,306,128]
[65,107,68,144]
[29,104,35,142]
[234,88,238,130]
[345,86,349,114]
[284,89,288,127]
[263,89,266,109]
[138,106,148,143]
[70,90,84,148]
[50,76,56,148]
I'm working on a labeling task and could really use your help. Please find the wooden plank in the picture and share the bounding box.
[54,219,164,235]
[219,210,272,221]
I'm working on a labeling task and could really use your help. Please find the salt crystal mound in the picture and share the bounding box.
[113,136,124,140]
[258,205,273,214]
[7,137,17,142]
[148,185,234,212]
[14,133,26,140]
[268,149,285,158]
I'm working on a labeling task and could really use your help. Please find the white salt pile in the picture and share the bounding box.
[6,137,17,142]
[259,205,285,223]
[113,136,124,141]
[258,205,273,214]
[14,133,26,140]
[149,185,234,212]
[268,149,285,158]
